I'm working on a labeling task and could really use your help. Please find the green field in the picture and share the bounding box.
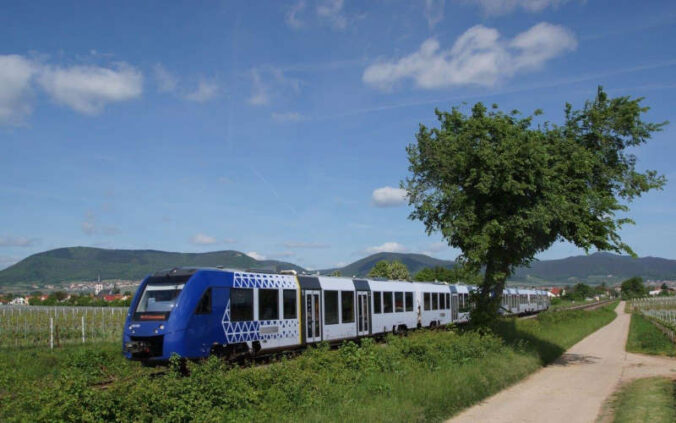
[626,313,676,357]
[609,377,675,423]
[0,303,617,422]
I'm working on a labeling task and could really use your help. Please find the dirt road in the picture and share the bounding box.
[448,302,676,423]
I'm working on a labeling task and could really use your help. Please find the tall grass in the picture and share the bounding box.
[610,377,675,423]
[626,313,676,357]
[0,303,617,422]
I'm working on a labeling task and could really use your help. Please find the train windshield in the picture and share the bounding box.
[133,282,185,321]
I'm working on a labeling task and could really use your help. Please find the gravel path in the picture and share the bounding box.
[448,302,676,423]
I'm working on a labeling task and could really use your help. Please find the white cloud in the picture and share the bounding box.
[363,242,408,255]
[0,55,36,125]
[424,0,445,30]
[272,111,304,122]
[372,186,408,207]
[465,0,570,15]
[285,0,354,31]
[184,79,219,102]
[248,69,270,106]
[284,241,330,248]
[363,22,576,91]
[316,0,347,30]
[248,67,301,106]
[190,233,218,245]
[247,251,267,260]
[0,235,38,247]
[153,64,219,102]
[286,1,306,29]
[38,63,142,115]
[153,63,178,93]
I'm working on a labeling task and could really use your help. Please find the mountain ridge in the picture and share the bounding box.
[1,247,676,288]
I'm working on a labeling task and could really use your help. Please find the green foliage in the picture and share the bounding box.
[367,260,391,278]
[404,87,666,324]
[563,282,595,301]
[389,261,410,280]
[626,313,676,357]
[413,265,479,284]
[330,270,342,277]
[621,276,647,299]
[367,260,411,280]
[0,305,617,422]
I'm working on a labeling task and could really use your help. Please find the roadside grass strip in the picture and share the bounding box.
[0,303,617,422]
[626,313,676,357]
[610,377,675,423]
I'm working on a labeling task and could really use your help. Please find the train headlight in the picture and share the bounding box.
[159,324,165,330]
[128,325,132,330]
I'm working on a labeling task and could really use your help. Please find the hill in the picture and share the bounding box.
[2,247,676,288]
[326,252,676,285]
[510,252,676,285]
[321,252,455,277]
[0,247,304,287]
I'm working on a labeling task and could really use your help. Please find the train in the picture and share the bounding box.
[123,267,550,361]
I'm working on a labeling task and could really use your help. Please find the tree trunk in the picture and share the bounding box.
[471,257,509,327]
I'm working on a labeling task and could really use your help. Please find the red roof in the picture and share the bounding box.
[103,294,124,302]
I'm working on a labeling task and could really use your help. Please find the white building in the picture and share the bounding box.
[9,297,28,305]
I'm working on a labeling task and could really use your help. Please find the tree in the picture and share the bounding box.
[564,282,594,301]
[330,270,342,277]
[404,87,666,325]
[367,260,411,280]
[368,261,391,278]
[389,260,410,280]
[621,276,647,298]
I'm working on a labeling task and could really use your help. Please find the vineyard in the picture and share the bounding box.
[630,297,676,341]
[0,306,127,349]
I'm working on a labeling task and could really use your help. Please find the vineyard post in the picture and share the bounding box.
[49,317,53,350]
[82,315,85,343]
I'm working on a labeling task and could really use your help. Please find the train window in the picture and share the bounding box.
[374,291,382,314]
[324,290,339,325]
[405,292,413,312]
[195,288,212,314]
[283,289,297,319]
[383,291,393,313]
[259,289,279,321]
[432,293,438,310]
[440,292,446,309]
[424,292,430,311]
[341,291,354,323]
[446,293,451,309]
[230,288,253,321]
[395,292,404,312]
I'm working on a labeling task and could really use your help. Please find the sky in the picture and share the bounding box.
[1,0,675,271]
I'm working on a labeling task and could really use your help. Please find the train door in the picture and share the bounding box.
[304,290,321,343]
[356,291,369,336]
[451,294,459,322]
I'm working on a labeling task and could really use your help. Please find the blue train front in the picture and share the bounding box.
[123,268,302,361]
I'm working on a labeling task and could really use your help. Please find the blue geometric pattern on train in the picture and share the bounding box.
[233,272,297,289]
[221,300,299,342]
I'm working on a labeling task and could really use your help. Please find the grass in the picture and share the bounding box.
[0,302,618,422]
[609,377,675,423]
[626,313,676,357]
